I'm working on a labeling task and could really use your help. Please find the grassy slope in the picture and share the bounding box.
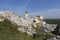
[0,19,34,40]
[0,19,51,40]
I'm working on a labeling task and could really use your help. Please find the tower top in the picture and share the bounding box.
[25,11,28,13]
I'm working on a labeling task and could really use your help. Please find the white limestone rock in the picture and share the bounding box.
[47,34,60,40]
[42,24,57,33]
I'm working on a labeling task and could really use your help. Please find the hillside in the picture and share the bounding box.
[0,19,51,40]
[0,11,58,40]
[0,19,35,40]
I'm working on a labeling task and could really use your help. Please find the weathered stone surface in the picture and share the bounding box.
[47,34,60,40]
[52,24,60,35]
[42,24,57,33]
[47,25,60,40]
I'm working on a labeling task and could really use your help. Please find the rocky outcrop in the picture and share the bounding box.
[47,25,60,40]
[0,11,43,35]
[47,34,60,40]
[52,25,60,35]
[42,24,57,33]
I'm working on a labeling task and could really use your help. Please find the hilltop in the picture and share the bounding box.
[0,11,60,40]
[0,11,50,40]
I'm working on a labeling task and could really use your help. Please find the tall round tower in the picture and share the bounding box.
[25,11,29,19]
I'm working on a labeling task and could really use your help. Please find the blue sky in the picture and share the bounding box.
[0,0,60,19]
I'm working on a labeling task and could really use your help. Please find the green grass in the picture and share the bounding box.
[0,19,35,40]
[0,19,52,40]
[35,25,51,40]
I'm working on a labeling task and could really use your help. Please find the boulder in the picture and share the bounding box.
[52,24,60,35]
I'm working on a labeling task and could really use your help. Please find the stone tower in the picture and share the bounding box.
[25,11,29,19]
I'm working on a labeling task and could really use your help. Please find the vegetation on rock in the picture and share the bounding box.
[0,19,51,40]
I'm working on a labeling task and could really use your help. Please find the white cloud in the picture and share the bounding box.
[30,9,60,19]
[40,9,60,19]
